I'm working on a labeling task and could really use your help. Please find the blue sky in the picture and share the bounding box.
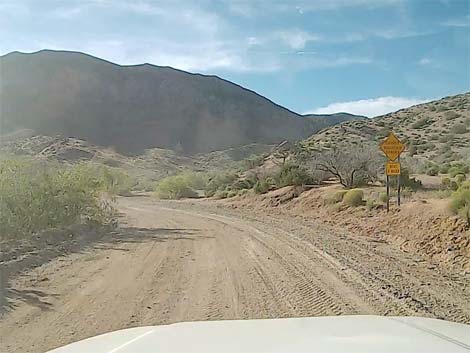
[0,0,469,117]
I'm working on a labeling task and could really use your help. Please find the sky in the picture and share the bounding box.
[0,0,469,117]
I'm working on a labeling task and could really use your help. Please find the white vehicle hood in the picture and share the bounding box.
[46,315,470,353]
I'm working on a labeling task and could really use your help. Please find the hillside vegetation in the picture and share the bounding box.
[194,93,470,227]
[304,93,470,169]
[0,134,279,190]
[0,158,123,239]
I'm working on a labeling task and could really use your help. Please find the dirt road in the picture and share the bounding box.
[1,196,469,353]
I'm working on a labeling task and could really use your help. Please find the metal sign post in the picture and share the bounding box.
[386,175,390,213]
[380,133,405,212]
[397,156,401,206]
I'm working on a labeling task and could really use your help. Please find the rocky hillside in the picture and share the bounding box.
[304,93,470,165]
[0,50,363,155]
[0,134,274,180]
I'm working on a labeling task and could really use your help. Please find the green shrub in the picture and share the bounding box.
[441,177,451,188]
[444,111,460,120]
[343,189,364,207]
[439,135,448,143]
[231,178,255,191]
[254,178,273,194]
[214,189,229,199]
[333,190,348,202]
[0,158,114,238]
[451,124,467,134]
[276,164,312,187]
[449,182,470,225]
[426,165,439,176]
[241,155,264,170]
[377,127,392,138]
[202,172,255,197]
[455,174,466,186]
[134,178,156,192]
[155,175,198,199]
[330,203,342,212]
[439,164,450,174]
[227,190,238,198]
[379,192,388,203]
[204,172,238,197]
[366,199,377,211]
[448,164,469,178]
[460,181,470,190]
[324,190,347,205]
[180,172,208,189]
[67,163,138,196]
[411,117,430,129]
[449,180,459,191]
[427,142,436,150]
[98,165,135,196]
[237,188,250,196]
[436,105,448,112]
[440,144,452,154]
[435,190,452,199]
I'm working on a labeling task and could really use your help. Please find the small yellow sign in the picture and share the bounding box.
[386,161,401,176]
[380,133,405,161]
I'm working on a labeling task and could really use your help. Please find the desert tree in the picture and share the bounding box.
[313,145,382,188]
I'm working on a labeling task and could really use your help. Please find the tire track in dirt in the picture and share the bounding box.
[2,196,468,353]
[155,199,470,324]
[201,206,470,324]
[152,205,364,317]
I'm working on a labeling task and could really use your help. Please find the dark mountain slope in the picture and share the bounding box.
[0,50,363,154]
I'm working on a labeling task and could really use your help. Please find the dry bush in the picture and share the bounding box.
[343,189,364,207]
[313,146,382,188]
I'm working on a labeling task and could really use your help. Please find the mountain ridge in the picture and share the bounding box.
[0,49,364,155]
[1,49,304,118]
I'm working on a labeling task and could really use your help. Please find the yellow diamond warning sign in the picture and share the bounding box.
[380,133,405,161]
[386,161,401,176]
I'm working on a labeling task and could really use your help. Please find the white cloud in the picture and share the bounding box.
[418,57,431,65]
[246,37,261,46]
[50,6,86,19]
[30,37,281,73]
[231,0,404,15]
[142,48,281,73]
[2,1,378,74]
[306,96,430,117]
[440,15,470,27]
[295,0,404,12]
[275,29,320,49]
[226,2,254,17]
[123,2,165,15]
[0,2,28,12]
[275,28,432,46]
[49,1,166,18]
[372,29,433,40]
[304,56,372,68]
[295,6,304,14]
